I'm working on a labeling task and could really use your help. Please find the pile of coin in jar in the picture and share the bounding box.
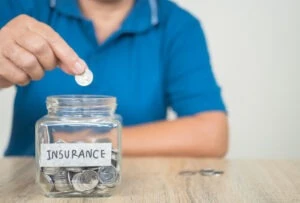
[39,149,120,196]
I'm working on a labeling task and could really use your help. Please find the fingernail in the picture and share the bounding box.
[74,60,86,75]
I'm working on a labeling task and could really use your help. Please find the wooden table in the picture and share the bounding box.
[0,158,299,203]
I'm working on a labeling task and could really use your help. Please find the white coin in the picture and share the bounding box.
[75,68,93,86]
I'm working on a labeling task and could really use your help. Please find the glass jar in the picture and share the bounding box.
[35,95,122,197]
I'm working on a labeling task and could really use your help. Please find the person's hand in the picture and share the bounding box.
[0,14,87,88]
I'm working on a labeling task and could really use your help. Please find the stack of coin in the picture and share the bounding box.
[40,149,120,195]
[53,169,73,192]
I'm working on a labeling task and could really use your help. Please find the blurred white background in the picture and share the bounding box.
[0,0,299,158]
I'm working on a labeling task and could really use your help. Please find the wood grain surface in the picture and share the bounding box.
[0,158,299,203]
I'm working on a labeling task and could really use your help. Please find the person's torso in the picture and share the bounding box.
[6,0,177,155]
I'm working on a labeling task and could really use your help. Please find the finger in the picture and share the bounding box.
[0,56,30,86]
[15,30,57,71]
[0,76,13,88]
[2,41,44,80]
[27,21,87,75]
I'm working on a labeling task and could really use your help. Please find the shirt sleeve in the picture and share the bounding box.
[0,0,35,28]
[165,15,226,117]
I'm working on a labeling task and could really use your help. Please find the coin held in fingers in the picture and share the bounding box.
[75,68,93,86]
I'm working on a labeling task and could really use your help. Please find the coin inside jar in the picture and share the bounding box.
[80,170,99,189]
[75,68,93,86]
[98,166,118,184]
[66,167,83,173]
[42,167,60,175]
[40,173,54,192]
[72,170,99,192]
[72,173,85,192]
[53,169,73,192]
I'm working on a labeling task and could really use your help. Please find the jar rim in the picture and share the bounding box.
[46,95,117,112]
[47,95,116,104]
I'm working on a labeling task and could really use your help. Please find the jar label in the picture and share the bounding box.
[39,143,112,167]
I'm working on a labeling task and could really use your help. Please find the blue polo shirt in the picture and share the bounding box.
[1,0,226,156]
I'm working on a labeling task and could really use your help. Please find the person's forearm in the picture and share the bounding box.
[122,112,228,157]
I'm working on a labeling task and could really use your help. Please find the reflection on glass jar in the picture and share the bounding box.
[35,95,122,197]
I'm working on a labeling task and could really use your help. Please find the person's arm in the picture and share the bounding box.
[123,112,228,157]
[122,11,228,157]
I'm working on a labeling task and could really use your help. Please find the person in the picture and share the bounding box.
[0,0,228,157]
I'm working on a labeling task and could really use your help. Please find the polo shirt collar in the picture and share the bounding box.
[50,0,159,33]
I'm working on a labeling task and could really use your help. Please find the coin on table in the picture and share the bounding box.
[98,166,118,184]
[199,168,216,176]
[213,170,224,177]
[40,173,54,192]
[42,167,60,175]
[75,68,93,86]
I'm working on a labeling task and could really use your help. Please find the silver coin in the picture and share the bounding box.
[94,184,110,196]
[82,188,95,194]
[53,170,73,192]
[67,171,73,184]
[98,166,118,184]
[72,170,99,192]
[200,168,216,176]
[105,183,117,188]
[66,167,83,173]
[213,171,224,177]
[93,188,111,197]
[80,170,99,190]
[40,173,54,192]
[75,68,93,86]
[96,184,108,190]
[53,169,68,180]
[42,167,60,175]
[72,173,85,192]
[54,182,73,192]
